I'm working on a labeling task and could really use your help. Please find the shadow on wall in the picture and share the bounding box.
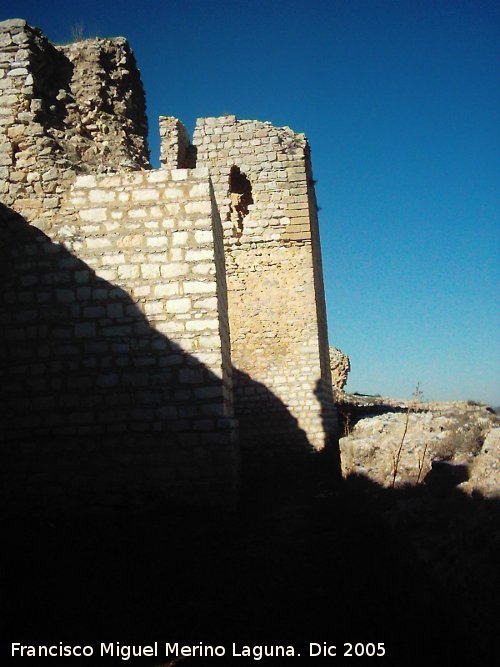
[232,375,342,505]
[0,204,322,515]
[233,368,317,500]
[315,377,342,476]
[30,36,75,132]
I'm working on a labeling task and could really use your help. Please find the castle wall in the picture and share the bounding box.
[0,167,238,512]
[65,168,233,402]
[192,116,337,452]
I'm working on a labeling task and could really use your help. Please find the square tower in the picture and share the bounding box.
[192,116,338,460]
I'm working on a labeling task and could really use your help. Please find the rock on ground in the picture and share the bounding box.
[338,397,499,497]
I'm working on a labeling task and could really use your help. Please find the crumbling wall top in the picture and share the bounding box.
[59,36,150,170]
[193,115,314,245]
[0,18,150,221]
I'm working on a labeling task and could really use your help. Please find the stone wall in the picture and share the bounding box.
[65,168,232,398]
[192,116,337,454]
[0,168,238,512]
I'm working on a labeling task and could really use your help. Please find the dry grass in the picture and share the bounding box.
[433,415,487,461]
[391,382,423,487]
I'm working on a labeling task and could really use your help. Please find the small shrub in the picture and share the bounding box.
[71,21,85,41]
[337,405,353,437]
[391,382,423,487]
[434,416,486,460]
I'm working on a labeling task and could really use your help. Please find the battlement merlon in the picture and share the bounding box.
[159,117,196,169]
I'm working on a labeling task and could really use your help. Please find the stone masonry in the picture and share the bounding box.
[0,19,338,512]
[191,116,337,457]
[330,346,351,398]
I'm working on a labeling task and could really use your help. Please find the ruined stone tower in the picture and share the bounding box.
[0,19,337,512]
[193,117,337,455]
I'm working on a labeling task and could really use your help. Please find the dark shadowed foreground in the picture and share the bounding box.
[3,457,499,665]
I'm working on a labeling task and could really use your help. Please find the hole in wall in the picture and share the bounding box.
[227,166,253,241]
[11,140,20,165]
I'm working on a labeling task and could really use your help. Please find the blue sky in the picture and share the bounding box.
[4,1,499,404]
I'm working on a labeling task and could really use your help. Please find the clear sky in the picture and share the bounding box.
[4,0,499,405]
